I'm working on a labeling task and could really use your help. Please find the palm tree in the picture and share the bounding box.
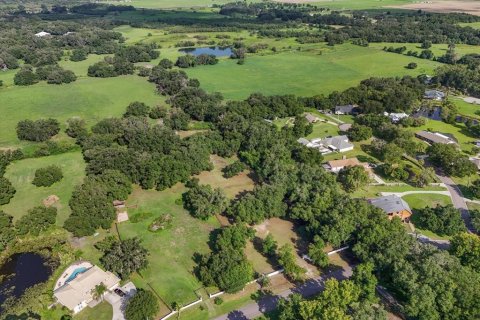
[92,282,107,302]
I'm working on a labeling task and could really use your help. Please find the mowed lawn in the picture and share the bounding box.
[118,184,219,307]
[101,0,233,9]
[1,151,85,225]
[186,43,441,100]
[0,75,162,148]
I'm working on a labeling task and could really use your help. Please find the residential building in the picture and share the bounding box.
[415,130,458,146]
[324,157,372,174]
[384,112,409,123]
[334,104,359,115]
[297,135,354,154]
[424,89,445,101]
[54,265,120,314]
[35,31,51,37]
[369,195,412,222]
[304,113,319,123]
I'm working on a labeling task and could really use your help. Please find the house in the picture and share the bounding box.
[297,135,354,154]
[35,31,51,37]
[369,195,412,222]
[305,113,319,124]
[324,157,372,174]
[424,89,445,101]
[54,265,120,314]
[334,104,359,115]
[384,112,409,123]
[415,130,458,146]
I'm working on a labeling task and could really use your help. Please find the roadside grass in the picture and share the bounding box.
[467,201,480,211]
[73,302,112,320]
[307,121,340,139]
[352,184,448,198]
[185,43,440,100]
[452,96,480,120]
[1,151,85,225]
[0,75,163,148]
[403,193,452,209]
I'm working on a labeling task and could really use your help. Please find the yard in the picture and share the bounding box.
[1,151,86,225]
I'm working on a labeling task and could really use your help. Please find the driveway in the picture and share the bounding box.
[214,263,353,320]
[104,282,137,320]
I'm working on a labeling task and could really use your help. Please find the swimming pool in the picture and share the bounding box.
[65,267,88,283]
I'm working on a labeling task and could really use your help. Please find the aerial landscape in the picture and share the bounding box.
[1,0,480,319]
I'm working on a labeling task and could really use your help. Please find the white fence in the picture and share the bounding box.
[159,297,203,320]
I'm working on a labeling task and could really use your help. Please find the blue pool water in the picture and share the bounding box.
[66,267,88,283]
[178,46,232,57]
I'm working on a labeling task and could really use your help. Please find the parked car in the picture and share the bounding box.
[114,288,125,297]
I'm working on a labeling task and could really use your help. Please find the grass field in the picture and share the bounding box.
[74,302,112,320]
[352,185,448,198]
[452,96,480,120]
[1,151,85,225]
[186,43,441,100]
[0,75,162,148]
[403,193,452,209]
[102,0,234,9]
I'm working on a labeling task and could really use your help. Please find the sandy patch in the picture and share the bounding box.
[390,1,480,16]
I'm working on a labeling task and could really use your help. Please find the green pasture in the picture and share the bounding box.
[74,302,112,320]
[452,97,480,120]
[0,75,162,148]
[117,184,220,306]
[404,193,452,209]
[185,43,441,100]
[102,0,234,9]
[0,151,85,225]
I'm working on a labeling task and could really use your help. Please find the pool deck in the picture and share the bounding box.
[54,261,93,291]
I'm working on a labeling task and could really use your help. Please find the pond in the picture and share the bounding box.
[0,252,52,312]
[178,46,232,57]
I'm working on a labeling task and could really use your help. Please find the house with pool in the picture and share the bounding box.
[53,261,120,314]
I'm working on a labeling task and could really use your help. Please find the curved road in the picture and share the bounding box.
[214,264,353,320]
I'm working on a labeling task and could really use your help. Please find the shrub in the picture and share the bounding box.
[70,49,88,62]
[222,160,246,178]
[406,62,418,69]
[0,177,16,205]
[149,106,168,119]
[32,165,63,187]
[16,118,60,142]
[14,66,38,86]
[124,101,150,117]
[130,211,154,223]
[15,206,57,236]
[214,297,224,305]
[148,214,173,232]
[125,289,159,320]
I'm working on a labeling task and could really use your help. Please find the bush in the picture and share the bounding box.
[14,66,38,86]
[16,118,60,142]
[125,289,159,320]
[222,160,246,178]
[32,165,63,187]
[214,297,224,305]
[406,62,418,69]
[15,206,57,236]
[124,101,150,117]
[66,118,88,139]
[149,106,168,119]
[70,48,88,62]
[0,177,16,205]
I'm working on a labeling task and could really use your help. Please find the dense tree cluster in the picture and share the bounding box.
[16,118,60,142]
[101,237,149,279]
[32,165,63,187]
[414,205,466,236]
[124,289,159,320]
[277,244,305,282]
[15,206,57,236]
[182,179,227,220]
[0,177,16,205]
[427,143,477,177]
[198,224,255,293]
[64,170,132,236]
[175,54,218,68]
[337,165,370,192]
[450,232,480,272]
[222,160,246,178]
[0,211,15,251]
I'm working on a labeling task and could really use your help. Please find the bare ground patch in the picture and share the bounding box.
[389,1,480,16]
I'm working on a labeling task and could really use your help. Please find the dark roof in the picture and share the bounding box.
[369,195,411,214]
[335,105,358,113]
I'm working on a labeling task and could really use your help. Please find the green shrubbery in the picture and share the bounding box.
[32,165,63,187]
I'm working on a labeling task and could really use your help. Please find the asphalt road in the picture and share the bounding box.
[435,171,476,233]
[214,264,353,320]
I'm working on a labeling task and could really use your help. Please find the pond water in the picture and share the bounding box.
[0,252,52,312]
[178,46,232,57]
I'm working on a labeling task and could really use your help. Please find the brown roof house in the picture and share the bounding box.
[304,113,320,124]
[324,157,372,175]
[369,195,412,222]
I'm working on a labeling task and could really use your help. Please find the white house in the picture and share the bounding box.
[424,89,445,101]
[299,135,354,154]
[54,265,120,314]
[35,31,51,37]
[384,112,409,123]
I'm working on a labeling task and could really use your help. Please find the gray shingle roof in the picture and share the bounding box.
[369,195,411,214]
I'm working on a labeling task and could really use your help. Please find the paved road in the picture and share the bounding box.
[214,264,353,320]
[435,172,476,233]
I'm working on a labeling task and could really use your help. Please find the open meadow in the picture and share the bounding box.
[1,151,85,225]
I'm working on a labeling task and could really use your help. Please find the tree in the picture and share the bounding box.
[15,206,57,236]
[222,160,246,178]
[427,144,477,177]
[70,48,88,62]
[347,124,372,142]
[92,282,107,302]
[124,101,151,117]
[406,62,417,69]
[292,115,313,138]
[14,66,38,86]
[414,205,465,236]
[32,165,63,187]
[450,232,480,272]
[125,289,159,320]
[0,177,16,205]
[337,165,369,192]
[16,118,60,142]
[471,209,480,232]
[183,182,227,220]
[469,179,480,199]
[261,233,278,257]
[149,106,168,119]
[101,237,149,279]
[277,244,305,282]
[0,211,15,250]
[66,118,88,139]
[307,235,328,268]
[351,262,378,303]
[159,58,174,69]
